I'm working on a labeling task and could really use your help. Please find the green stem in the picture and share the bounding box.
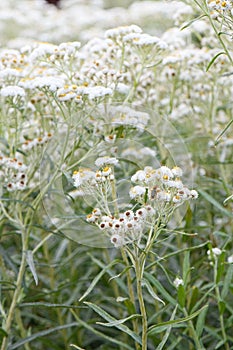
[1,229,29,350]
[215,284,230,350]
[183,307,204,350]
[121,249,140,350]
[135,257,147,350]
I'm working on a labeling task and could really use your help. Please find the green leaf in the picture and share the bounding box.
[178,284,185,308]
[71,310,134,350]
[19,302,83,309]
[196,304,208,337]
[183,251,190,284]
[108,266,132,282]
[206,52,226,72]
[221,264,233,299]
[142,278,165,305]
[8,323,79,349]
[26,250,38,286]
[198,190,233,218]
[0,328,8,338]
[79,259,119,302]
[70,345,86,350]
[155,305,178,350]
[188,286,199,313]
[219,300,226,315]
[216,251,226,284]
[215,118,233,145]
[84,301,142,345]
[97,314,141,327]
[148,305,208,335]
[180,14,207,31]
[144,272,177,307]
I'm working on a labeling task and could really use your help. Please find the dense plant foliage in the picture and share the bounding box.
[0,1,232,349]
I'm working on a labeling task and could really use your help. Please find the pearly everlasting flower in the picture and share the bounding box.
[136,208,147,220]
[72,168,95,188]
[129,185,146,199]
[172,166,183,177]
[105,25,142,39]
[207,247,222,260]
[95,157,118,167]
[123,210,134,220]
[1,85,25,97]
[174,277,184,288]
[227,255,233,263]
[84,86,113,99]
[110,234,125,248]
[102,166,112,177]
[190,190,198,199]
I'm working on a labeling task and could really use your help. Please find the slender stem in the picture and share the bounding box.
[214,283,229,350]
[1,230,29,350]
[135,257,147,350]
[183,307,204,350]
[121,248,140,350]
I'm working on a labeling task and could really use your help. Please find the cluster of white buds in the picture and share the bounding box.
[72,157,118,190]
[130,165,198,215]
[0,155,27,191]
[21,133,53,152]
[73,160,198,248]
[86,206,155,248]
[207,0,233,12]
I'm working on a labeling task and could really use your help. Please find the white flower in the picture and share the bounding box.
[136,208,147,219]
[105,25,142,39]
[174,277,184,288]
[1,85,25,97]
[110,234,125,248]
[190,190,198,199]
[227,255,233,263]
[129,185,146,199]
[102,166,112,177]
[131,170,146,183]
[207,247,222,259]
[123,210,134,220]
[172,166,183,177]
[95,157,118,167]
[72,169,95,187]
[84,86,113,99]
[31,77,64,91]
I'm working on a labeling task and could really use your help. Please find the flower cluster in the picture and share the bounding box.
[207,0,233,13]
[0,154,27,192]
[86,206,155,248]
[74,161,198,248]
[21,133,53,152]
[130,165,198,214]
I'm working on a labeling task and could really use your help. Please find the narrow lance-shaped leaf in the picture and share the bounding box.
[196,304,209,337]
[84,301,142,345]
[142,278,165,305]
[198,190,233,218]
[8,323,79,349]
[221,264,233,299]
[148,305,208,335]
[26,250,38,286]
[79,259,119,302]
[156,305,178,350]
[206,52,226,72]
[71,309,135,350]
